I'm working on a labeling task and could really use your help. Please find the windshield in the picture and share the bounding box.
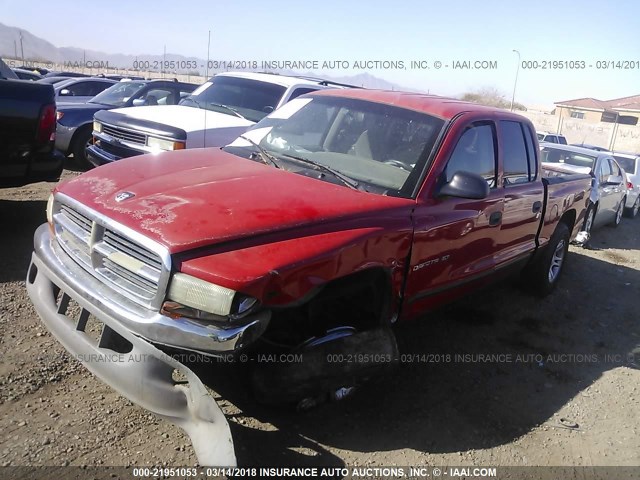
[89,81,146,106]
[179,76,286,122]
[613,155,637,174]
[537,133,545,141]
[541,147,596,171]
[224,96,445,197]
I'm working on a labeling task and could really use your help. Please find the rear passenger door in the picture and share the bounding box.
[497,120,545,264]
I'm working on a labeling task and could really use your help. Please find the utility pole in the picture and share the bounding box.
[14,40,17,59]
[19,31,25,62]
[510,49,521,111]
[163,45,166,79]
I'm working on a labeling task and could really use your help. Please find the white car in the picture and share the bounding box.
[537,131,567,144]
[612,152,640,218]
[87,72,354,166]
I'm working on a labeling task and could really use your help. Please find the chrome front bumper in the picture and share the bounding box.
[26,224,238,466]
[28,224,270,355]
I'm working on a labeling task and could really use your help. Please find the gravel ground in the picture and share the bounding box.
[0,165,638,469]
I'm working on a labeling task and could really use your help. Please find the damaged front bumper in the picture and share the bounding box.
[26,225,237,466]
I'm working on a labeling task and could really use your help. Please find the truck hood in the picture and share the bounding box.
[107,105,254,133]
[56,148,413,253]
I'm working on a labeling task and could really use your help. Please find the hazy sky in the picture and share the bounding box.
[2,0,638,105]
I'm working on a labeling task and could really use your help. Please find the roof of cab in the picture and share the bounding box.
[308,88,524,120]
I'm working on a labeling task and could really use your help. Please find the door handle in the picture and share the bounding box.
[532,201,543,213]
[489,211,502,226]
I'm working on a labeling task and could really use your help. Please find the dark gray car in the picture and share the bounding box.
[540,143,627,232]
[54,78,117,103]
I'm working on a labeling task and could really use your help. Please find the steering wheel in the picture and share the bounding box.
[383,159,413,171]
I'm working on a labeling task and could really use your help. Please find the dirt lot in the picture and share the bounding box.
[0,164,639,469]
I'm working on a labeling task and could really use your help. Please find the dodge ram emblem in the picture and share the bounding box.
[115,191,135,202]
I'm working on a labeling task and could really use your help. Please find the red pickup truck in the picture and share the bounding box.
[27,89,591,465]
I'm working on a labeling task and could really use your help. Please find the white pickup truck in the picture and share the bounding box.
[87,72,353,166]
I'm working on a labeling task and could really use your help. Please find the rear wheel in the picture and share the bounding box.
[624,196,639,218]
[526,222,570,297]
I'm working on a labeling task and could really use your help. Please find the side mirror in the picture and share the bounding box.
[132,98,145,107]
[606,175,623,185]
[59,88,72,96]
[437,171,489,199]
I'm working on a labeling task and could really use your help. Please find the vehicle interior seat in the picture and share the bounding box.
[145,95,158,105]
[165,92,178,105]
[350,130,373,158]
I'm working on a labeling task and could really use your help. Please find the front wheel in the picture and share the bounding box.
[71,126,94,170]
[610,198,625,228]
[624,196,639,219]
[525,222,570,297]
[582,204,596,233]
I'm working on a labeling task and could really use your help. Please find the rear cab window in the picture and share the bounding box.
[500,120,537,185]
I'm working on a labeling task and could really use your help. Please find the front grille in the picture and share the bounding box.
[54,200,168,307]
[96,140,144,159]
[102,124,146,146]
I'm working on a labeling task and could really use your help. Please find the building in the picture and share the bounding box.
[554,95,640,125]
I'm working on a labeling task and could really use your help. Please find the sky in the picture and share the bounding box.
[1,0,639,106]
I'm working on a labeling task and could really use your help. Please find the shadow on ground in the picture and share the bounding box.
[190,220,640,466]
[0,199,47,283]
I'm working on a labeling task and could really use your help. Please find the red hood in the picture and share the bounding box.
[57,148,413,253]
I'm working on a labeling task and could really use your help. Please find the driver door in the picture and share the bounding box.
[403,121,505,317]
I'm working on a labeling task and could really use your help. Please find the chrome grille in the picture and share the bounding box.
[53,199,168,307]
[102,124,146,146]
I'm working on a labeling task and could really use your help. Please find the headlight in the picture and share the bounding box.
[46,193,54,225]
[147,136,185,152]
[164,273,258,321]
[93,121,102,133]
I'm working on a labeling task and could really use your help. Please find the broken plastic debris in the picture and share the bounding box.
[574,231,590,246]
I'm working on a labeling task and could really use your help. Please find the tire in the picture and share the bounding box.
[526,222,570,297]
[582,203,596,234]
[71,126,94,169]
[624,196,639,219]
[610,197,625,228]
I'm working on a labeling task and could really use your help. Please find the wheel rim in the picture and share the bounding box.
[633,198,639,217]
[616,201,623,224]
[548,239,566,283]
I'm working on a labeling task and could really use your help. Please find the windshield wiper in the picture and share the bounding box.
[181,97,201,109]
[238,135,281,169]
[278,153,360,190]
[208,103,246,120]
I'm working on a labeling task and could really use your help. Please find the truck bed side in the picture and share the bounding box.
[539,171,592,246]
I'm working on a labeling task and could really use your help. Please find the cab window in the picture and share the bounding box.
[445,123,497,188]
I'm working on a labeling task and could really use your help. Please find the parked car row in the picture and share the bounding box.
[539,143,639,242]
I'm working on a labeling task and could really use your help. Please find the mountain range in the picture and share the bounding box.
[0,22,417,91]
